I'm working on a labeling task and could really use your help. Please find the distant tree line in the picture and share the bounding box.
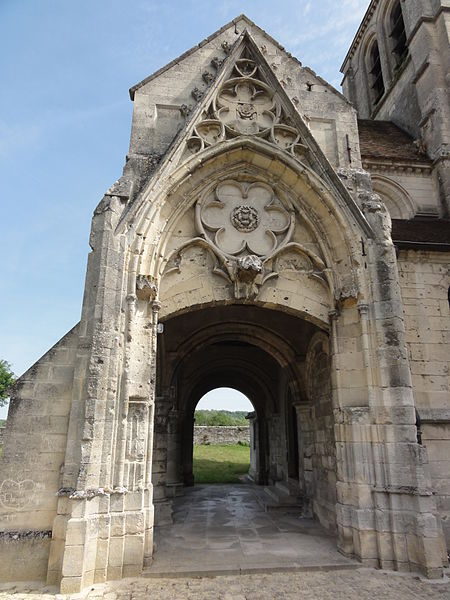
[0,360,15,408]
[194,410,249,426]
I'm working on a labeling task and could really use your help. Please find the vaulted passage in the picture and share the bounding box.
[152,304,338,535]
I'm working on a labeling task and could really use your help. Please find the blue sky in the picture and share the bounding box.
[0,0,368,417]
[197,388,253,412]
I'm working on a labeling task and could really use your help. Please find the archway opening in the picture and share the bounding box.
[149,304,346,575]
[193,388,253,484]
[153,303,338,532]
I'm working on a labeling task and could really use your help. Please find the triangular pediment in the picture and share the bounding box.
[129,14,349,104]
[117,30,371,239]
[173,33,371,235]
[175,33,310,165]
[172,33,322,169]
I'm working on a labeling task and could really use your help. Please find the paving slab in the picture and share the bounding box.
[1,568,449,600]
[2,485,447,598]
[145,483,356,577]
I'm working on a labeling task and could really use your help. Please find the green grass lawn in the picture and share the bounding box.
[193,443,250,484]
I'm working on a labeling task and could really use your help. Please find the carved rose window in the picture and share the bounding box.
[183,57,310,165]
[214,80,277,135]
[198,181,292,256]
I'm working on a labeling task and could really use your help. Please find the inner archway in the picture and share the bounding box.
[152,303,338,534]
[193,388,253,484]
[147,302,350,575]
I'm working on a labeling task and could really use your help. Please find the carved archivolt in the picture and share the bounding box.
[370,175,416,220]
[161,48,333,303]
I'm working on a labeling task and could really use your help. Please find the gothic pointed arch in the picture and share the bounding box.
[117,31,375,327]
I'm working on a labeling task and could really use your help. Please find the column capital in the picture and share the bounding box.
[151,300,162,312]
[357,302,369,316]
[328,309,339,321]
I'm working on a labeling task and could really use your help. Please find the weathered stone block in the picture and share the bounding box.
[61,544,84,578]
[107,537,124,568]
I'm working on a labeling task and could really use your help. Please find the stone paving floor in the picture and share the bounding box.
[147,484,354,575]
[0,569,449,600]
[1,484,449,599]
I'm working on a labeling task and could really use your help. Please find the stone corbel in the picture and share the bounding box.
[357,303,370,317]
[234,255,264,300]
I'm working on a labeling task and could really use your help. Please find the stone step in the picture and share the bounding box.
[274,481,292,496]
[263,484,301,511]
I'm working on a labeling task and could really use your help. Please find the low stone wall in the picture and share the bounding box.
[194,425,249,445]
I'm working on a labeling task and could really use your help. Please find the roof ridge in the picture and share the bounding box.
[129,14,350,105]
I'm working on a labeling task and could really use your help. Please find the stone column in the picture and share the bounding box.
[165,409,184,497]
[296,404,313,517]
[267,414,283,483]
[247,412,259,482]
[182,412,195,487]
[143,298,160,565]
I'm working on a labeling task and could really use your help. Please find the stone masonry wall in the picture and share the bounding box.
[301,335,337,533]
[310,355,336,533]
[0,324,79,581]
[193,426,250,445]
[398,250,450,548]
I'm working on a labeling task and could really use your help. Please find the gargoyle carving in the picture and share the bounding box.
[234,255,264,299]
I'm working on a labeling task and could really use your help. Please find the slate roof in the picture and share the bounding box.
[392,219,450,251]
[358,119,431,164]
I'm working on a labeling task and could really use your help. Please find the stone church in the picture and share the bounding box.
[0,0,449,592]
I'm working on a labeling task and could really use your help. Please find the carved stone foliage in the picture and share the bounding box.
[359,191,393,243]
[272,247,328,290]
[184,54,308,163]
[234,255,263,299]
[136,275,158,301]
